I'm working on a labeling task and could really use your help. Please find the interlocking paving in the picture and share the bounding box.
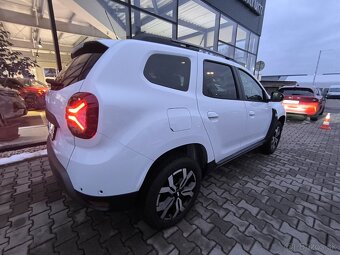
[1,114,340,255]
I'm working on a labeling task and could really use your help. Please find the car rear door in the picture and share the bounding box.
[196,56,247,163]
[236,68,272,148]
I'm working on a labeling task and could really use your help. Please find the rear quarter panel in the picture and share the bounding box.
[45,81,83,168]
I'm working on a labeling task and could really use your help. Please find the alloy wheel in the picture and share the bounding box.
[156,168,196,220]
[271,125,281,151]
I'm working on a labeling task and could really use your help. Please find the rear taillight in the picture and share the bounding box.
[66,92,98,139]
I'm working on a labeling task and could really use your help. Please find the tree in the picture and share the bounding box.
[0,25,38,78]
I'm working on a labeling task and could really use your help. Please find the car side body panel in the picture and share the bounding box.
[46,39,285,198]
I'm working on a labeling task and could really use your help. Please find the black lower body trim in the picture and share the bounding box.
[216,140,265,166]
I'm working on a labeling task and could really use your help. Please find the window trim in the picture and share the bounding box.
[202,59,241,101]
[236,68,269,103]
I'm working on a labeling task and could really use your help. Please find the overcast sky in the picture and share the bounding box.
[257,0,340,76]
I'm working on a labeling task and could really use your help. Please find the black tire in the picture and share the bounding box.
[262,121,283,154]
[310,116,318,121]
[319,106,325,115]
[143,157,201,229]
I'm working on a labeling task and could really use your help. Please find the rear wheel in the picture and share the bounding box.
[143,157,201,229]
[310,116,318,121]
[319,106,325,115]
[262,121,283,154]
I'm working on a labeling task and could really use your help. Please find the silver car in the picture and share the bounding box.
[327,85,340,99]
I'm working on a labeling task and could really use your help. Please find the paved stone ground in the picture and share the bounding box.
[0,114,340,255]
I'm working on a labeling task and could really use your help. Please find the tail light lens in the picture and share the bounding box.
[66,92,98,139]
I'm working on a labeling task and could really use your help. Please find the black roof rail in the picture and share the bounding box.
[132,33,234,62]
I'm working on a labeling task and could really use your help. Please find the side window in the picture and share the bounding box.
[203,61,238,100]
[144,54,191,91]
[238,69,265,101]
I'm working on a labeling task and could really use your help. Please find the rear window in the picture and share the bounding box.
[144,54,191,91]
[55,53,103,87]
[279,88,314,96]
[330,87,340,92]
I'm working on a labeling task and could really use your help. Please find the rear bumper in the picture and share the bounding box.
[283,104,319,117]
[47,138,138,211]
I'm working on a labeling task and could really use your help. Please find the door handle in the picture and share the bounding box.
[207,112,219,119]
[249,111,255,117]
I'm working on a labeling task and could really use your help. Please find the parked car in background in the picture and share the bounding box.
[279,86,326,121]
[327,85,340,99]
[0,85,27,125]
[0,78,48,110]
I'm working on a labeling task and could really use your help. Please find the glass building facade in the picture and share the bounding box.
[98,0,261,73]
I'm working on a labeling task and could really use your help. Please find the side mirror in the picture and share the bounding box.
[271,91,284,102]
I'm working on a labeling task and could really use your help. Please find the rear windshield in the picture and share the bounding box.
[55,53,103,87]
[329,87,340,92]
[279,88,314,96]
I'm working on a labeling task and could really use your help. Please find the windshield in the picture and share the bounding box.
[279,88,314,96]
[329,88,340,92]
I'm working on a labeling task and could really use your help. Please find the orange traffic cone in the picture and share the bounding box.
[320,113,331,130]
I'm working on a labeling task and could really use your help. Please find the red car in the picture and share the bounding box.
[279,86,326,121]
[0,78,48,110]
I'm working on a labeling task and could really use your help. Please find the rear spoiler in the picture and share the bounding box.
[71,41,108,59]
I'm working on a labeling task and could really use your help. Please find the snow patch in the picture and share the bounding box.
[0,149,47,166]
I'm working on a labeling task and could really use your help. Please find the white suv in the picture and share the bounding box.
[46,38,285,229]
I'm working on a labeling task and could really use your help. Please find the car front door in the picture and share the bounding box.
[197,58,248,163]
[237,69,272,148]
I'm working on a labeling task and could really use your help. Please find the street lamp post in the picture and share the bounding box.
[312,50,322,87]
[47,0,62,72]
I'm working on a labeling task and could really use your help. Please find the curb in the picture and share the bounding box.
[0,149,47,166]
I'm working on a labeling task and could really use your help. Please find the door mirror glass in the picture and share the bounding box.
[271,91,284,102]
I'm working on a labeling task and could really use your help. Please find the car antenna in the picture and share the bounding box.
[105,10,119,40]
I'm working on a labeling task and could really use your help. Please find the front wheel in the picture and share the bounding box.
[262,121,283,154]
[143,157,201,229]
